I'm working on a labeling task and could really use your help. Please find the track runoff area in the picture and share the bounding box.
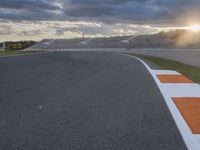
[124,54,200,150]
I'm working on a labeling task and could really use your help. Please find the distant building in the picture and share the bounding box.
[120,36,135,44]
[80,39,92,45]
[3,42,6,49]
[120,39,130,44]
[0,42,6,51]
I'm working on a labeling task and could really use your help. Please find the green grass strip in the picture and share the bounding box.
[133,54,200,84]
[0,50,30,56]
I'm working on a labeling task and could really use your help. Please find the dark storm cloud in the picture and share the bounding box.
[70,0,148,5]
[65,0,151,20]
[0,0,63,21]
[63,0,200,24]
[0,0,200,24]
[0,0,61,10]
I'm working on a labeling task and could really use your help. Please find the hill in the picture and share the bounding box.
[25,30,200,50]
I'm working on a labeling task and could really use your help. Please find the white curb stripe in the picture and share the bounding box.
[152,70,181,75]
[162,84,200,97]
[195,135,200,143]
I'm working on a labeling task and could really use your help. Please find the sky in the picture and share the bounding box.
[0,0,200,42]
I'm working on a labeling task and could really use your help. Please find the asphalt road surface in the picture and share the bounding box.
[0,52,187,150]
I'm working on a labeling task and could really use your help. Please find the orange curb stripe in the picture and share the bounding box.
[173,97,200,134]
[157,75,194,83]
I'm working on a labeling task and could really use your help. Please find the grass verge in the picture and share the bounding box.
[0,50,30,57]
[132,54,200,84]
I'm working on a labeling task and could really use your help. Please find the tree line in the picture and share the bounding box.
[3,41,36,51]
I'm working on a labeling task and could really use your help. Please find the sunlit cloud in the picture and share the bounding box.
[0,19,192,42]
[0,0,200,41]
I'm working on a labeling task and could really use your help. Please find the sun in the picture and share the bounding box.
[191,24,200,32]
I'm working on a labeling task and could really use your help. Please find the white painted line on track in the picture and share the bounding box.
[152,70,180,75]
[123,54,200,150]
[0,51,51,58]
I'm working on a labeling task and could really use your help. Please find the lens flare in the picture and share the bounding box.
[191,24,200,32]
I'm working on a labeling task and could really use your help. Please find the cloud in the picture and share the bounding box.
[0,0,200,41]
[0,0,200,24]
[0,0,63,21]
[0,0,62,10]
[0,24,12,35]
[0,20,183,40]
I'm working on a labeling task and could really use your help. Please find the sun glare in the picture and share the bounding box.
[191,24,200,32]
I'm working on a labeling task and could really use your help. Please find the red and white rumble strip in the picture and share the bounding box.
[125,54,200,150]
